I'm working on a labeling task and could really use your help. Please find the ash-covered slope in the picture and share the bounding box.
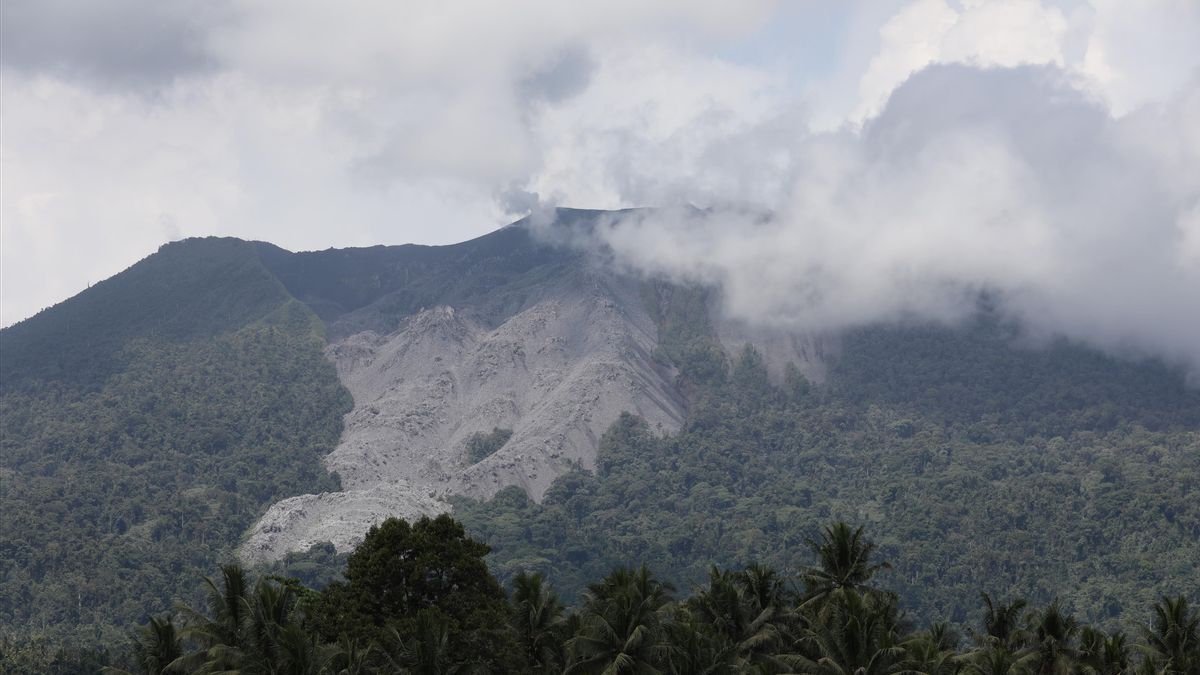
[242,265,685,561]
[240,211,696,561]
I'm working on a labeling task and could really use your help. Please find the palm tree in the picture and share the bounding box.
[511,571,566,674]
[1139,596,1200,675]
[1077,627,1129,675]
[663,612,739,675]
[800,523,891,610]
[170,565,334,675]
[101,616,183,675]
[170,564,252,673]
[1015,602,1079,675]
[325,637,375,675]
[973,594,1028,652]
[566,565,675,674]
[382,609,469,675]
[685,566,794,672]
[899,628,962,675]
[785,589,906,675]
[962,646,1027,675]
[739,564,793,616]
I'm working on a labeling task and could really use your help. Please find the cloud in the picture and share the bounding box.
[3,0,1199,374]
[547,64,1200,372]
[0,1,776,325]
[0,0,230,89]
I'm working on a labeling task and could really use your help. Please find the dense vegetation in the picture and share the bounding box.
[0,239,350,651]
[255,212,591,337]
[455,305,1200,630]
[6,515,1197,674]
[466,428,515,464]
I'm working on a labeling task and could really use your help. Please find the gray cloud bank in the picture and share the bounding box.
[539,64,1200,374]
[0,0,229,88]
[4,0,1198,379]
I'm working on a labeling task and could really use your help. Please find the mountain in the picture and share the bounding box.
[1,209,1197,652]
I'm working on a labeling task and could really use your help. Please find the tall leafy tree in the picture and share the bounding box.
[310,515,524,673]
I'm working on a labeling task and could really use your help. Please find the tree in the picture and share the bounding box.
[101,616,182,675]
[170,565,336,675]
[380,609,463,675]
[511,571,566,674]
[1077,626,1129,675]
[1016,602,1079,675]
[787,589,906,675]
[801,523,892,610]
[171,563,252,673]
[900,625,962,675]
[1140,596,1200,675]
[310,515,524,673]
[684,565,793,671]
[973,594,1028,652]
[566,565,675,674]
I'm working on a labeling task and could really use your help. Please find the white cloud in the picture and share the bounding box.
[1,0,778,325]
[556,65,1200,371]
[3,0,1199,380]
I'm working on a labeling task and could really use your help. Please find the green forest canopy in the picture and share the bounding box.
[6,514,1197,675]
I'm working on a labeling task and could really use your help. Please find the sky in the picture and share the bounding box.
[3,0,1199,372]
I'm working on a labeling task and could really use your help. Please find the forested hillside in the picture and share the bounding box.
[0,239,350,649]
[456,303,1200,629]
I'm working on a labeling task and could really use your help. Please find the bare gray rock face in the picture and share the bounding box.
[241,269,686,563]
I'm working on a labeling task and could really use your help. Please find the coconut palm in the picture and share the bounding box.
[512,571,566,673]
[169,565,336,675]
[801,523,891,610]
[962,646,1027,675]
[1139,596,1200,675]
[101,616,183,675]
[1015,602,1079,675]
[685,566,794,672]
[899,623,962,675]
[784,589,906,675]
[972,594,1028,652]
[325,637,375,675]
[170,564,252,673]
[663,613,739,675]
[1077,627,1129,675]
[566,565,675,674]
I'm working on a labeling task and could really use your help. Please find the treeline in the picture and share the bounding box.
[7,515,1196,675]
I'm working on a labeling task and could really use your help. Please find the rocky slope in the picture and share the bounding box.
[241,263,688,562]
